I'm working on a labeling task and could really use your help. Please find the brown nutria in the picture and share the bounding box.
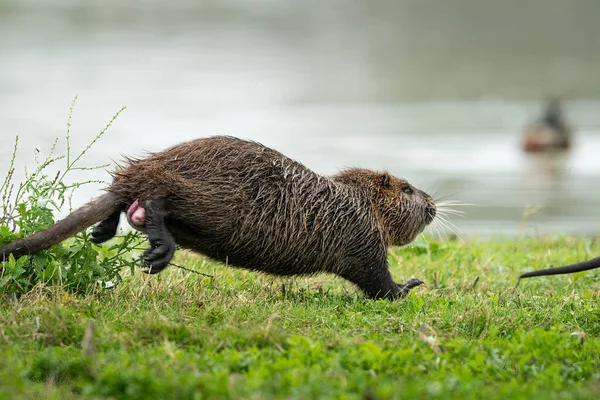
[0,136,436,299]
[521,98,572,153]
[519,257,600,281]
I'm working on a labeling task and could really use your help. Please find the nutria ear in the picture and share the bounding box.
[380,173,391,189]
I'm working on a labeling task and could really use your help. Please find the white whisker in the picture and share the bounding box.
[436,200,477,207]
[435,215,462,239]
[437,208,466,216]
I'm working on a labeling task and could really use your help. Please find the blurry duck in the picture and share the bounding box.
[522,98,572,153]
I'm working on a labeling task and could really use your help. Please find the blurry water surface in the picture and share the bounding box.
[1,0,599,236]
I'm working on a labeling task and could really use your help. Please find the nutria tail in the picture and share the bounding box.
[519,256,600,280]
[0,192,122,261]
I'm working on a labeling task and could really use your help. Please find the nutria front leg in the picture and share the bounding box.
[142,199,176,274]
[91,210,121,244]
[340,261,423,300]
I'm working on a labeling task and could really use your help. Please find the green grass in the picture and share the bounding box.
[1,235,599,400]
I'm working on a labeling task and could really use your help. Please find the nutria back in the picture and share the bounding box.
[109,136,436,279]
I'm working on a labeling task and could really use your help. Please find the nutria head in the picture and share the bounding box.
[332,168,436,246]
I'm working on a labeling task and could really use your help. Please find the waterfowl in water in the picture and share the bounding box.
[522,98,571,153]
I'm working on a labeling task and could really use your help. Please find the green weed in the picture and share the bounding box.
[0,97,141,295]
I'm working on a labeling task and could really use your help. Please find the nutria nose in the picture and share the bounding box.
[425,205,436,224]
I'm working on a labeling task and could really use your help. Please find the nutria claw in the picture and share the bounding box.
[397,277,424,297]
[403,277,424,289]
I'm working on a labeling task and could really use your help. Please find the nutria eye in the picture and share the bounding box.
[402,187,413,195]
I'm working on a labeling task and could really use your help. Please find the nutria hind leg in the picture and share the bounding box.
[340,262,423,300]
[91,210,121,244]
[142,199,176,274]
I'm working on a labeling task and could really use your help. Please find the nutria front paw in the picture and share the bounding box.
[397,277,424,297]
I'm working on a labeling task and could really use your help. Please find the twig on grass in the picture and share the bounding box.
[169,262,213,279]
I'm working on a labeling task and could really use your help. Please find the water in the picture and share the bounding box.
[1,1,599,237]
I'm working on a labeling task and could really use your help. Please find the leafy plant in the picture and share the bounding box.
[0,97,142,295]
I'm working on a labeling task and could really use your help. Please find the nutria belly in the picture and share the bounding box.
[164,202,370,277]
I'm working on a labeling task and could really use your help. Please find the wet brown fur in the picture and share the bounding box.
[1,136,436,299]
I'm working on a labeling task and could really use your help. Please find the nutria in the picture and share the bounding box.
[0,136,437,299]
[521,98,572,153]
[519,257,600,281]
